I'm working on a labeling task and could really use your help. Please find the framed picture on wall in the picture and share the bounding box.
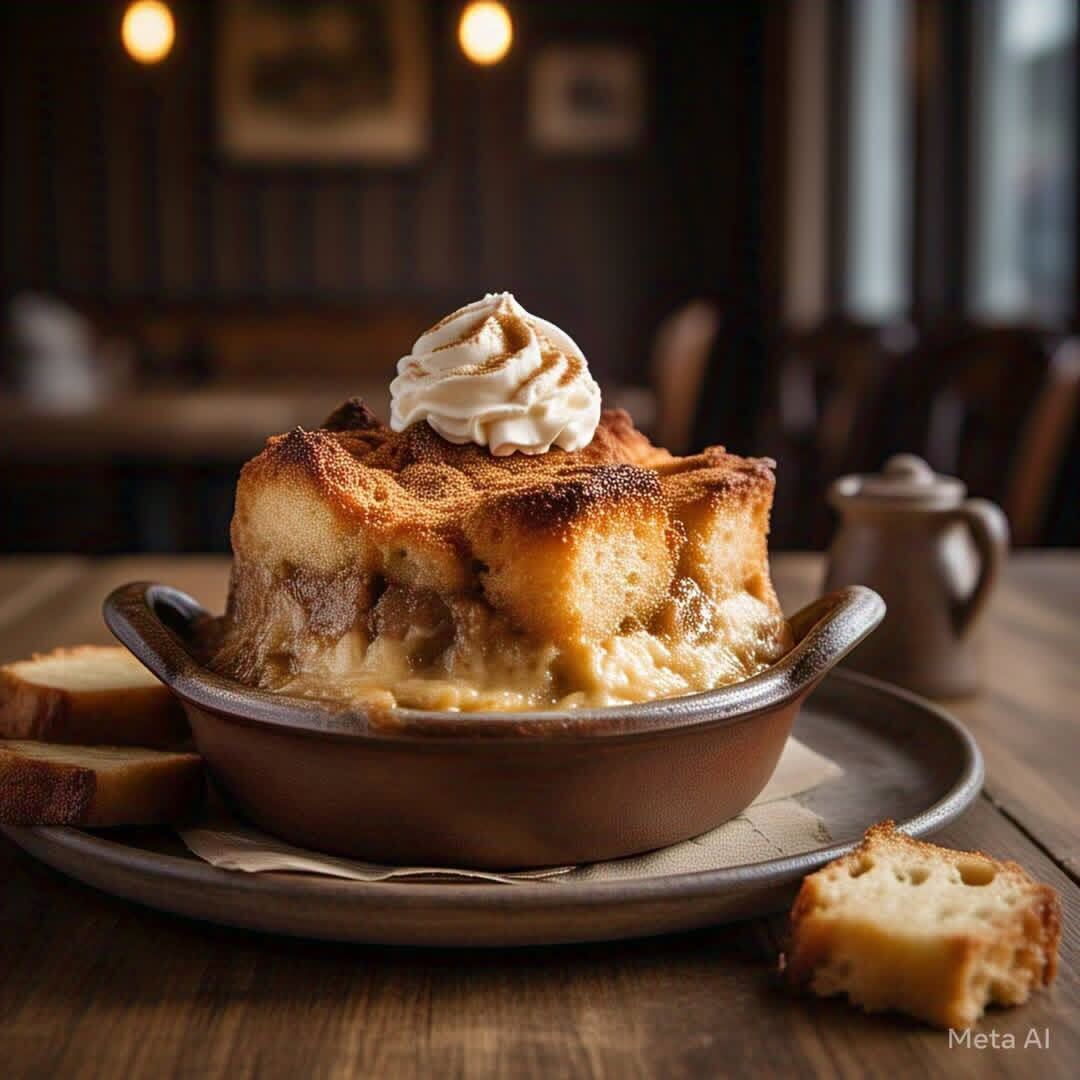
[529,45,645,154]
[217,0,429,164]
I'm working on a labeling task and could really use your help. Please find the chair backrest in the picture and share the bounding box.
[894,326,1062,531]
[650,300,721,454]
[1006,338,1080,545]
[763,317,917,548]
[778,319,916,472]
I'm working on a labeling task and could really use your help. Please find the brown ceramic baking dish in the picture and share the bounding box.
[104,583,884,869]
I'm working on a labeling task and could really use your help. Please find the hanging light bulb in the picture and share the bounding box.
[458,2,513,66]
[122,1,175,65]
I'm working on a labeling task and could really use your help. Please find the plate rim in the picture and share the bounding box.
[2,669,984,914]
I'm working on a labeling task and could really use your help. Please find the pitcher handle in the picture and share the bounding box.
[953,499,1009,636]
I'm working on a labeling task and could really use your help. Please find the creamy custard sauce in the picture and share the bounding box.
[268,586,792,712]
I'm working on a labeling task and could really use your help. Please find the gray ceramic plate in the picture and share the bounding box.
[1,670,982,947]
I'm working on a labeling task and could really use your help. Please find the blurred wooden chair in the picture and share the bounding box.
[1005,338,1080,545]
[650,299,721,454]
[892,325,1074,544]
[761,317,917,548]
[1039,402,1080,546]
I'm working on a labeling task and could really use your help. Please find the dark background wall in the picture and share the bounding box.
[0,0,777,385]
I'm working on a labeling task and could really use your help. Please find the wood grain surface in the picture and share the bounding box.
[0,553,1077,1078]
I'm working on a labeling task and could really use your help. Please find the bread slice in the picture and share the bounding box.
[783,822,1060,1029]
[0,740,203,826]
[0,646,188,748]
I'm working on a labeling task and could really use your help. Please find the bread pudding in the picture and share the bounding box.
[209,295,792,710]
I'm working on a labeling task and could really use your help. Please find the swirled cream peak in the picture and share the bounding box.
[389,292,602,456]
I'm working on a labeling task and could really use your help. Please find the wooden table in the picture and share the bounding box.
[0,553,1076,1077]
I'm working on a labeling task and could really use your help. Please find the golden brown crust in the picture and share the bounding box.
[247,407,764,522]
[320,396,384,433]
[478,463,666,533]
[784,821,1061,1028]
[0,645,188,747]
[232,405,774,567]
[0,748,96,824]
[658,447,776,512]
[0,742,204,826]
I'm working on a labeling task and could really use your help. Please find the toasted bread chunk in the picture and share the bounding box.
[0,740,204,826]
[660,448,778,602]
[784,822,1061,1029]
[465,466,680,641]
[0,646,188,747]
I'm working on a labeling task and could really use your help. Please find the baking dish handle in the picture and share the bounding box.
[104,582,212,689]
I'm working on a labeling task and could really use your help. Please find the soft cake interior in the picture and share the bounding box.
[209,403,792,710]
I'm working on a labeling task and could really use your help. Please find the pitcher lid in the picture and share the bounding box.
[829,454,966,509]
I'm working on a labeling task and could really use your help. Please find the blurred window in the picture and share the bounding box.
[971,0,1077,321]
[845,0,913,320]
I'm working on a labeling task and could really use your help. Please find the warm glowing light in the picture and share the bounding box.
[122,1,175,65]
[458,2,513,66]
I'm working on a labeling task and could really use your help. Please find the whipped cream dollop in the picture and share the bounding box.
[389,292,602,456]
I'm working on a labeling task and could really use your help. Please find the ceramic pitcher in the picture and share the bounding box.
[823,454,1010,698]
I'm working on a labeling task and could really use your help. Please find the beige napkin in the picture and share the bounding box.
[180,737,841,884]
